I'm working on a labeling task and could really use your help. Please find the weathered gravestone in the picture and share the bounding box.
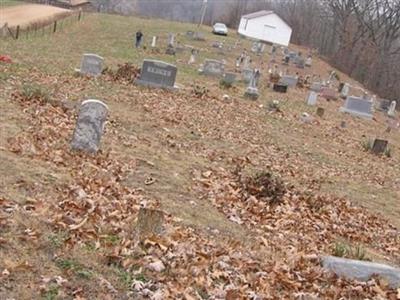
[76,54,104,77]
[280,75,298,88]
[310,82,323,92]
[305,57,312,67]
[307,91,318,106]
[378,99,392,111]
[221,72,236,86]
[340,96,373,119]
[167,33,175,47]
[296,57,305,69]
[273,83,288,93]
[71,99,108,153]
[199,59,224,77]
[289,51,297,59]
[322,256,400,288]
[241,68,253,83]
[316,107,325,117]
[388,101,397,117]
[186,31,194,38]
[341,83,350,98]
[136,207,165,238]
[136,60,177,90]
[321,87,337,100]
[372,139,388,155]
[193,31,205,41]
[244,70,260,100]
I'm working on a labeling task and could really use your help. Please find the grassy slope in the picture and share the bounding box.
[0,12,399,299]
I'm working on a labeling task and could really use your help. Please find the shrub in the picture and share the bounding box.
[20,83,50,103]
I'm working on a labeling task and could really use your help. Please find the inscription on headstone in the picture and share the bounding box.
[136,60,177,89]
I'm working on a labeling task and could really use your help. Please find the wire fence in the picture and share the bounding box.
[0,10,83,41]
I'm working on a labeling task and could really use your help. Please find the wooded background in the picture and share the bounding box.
[92,0,400,102]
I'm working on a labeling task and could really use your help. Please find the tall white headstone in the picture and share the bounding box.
[307,91,318,106]
[388,101,397,117]
[151,36,157,48]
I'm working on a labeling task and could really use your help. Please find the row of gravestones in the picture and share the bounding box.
[76,53,178,90]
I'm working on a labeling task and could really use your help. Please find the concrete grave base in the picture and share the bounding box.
[136,79,178,91]
[339,107,373,119]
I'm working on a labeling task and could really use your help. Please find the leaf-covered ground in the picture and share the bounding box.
[0,12,399,299]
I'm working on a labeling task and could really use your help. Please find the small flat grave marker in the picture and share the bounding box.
[273,83,288,93]
[199,59,224,77]
[372,139,388,155]
[316,107,325,117]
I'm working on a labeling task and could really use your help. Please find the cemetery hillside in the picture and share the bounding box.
[1,7,400,300]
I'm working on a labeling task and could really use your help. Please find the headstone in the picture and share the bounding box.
[280,75,298,88]
[221,72,236,85]
[199,59,224,77]
[212,41,223,48]
[307,91,318,106]
[241,68,253,83]
[273,83,288,93]
[340,121,346,128]
[71,99,108,153]
[310,82,323,92]
[296,57,305,69]
[76,54,104,77]
[378,99,391,111]
[136,208,165,238]
[186,31,194,38]
[283,55,290,65]
[165,44,176,55]
[193,32,205,41]
[244,69,260,100]
[371,139,388,155]
[300,112,313,123]
[136,59,177,90]
[341,83,350,98]
[167,33,175,47]
[388,101,397,117]
[243,56,251,69]
[188,54,196,64]
[151,36,157,48]
[339,96,373,119]
[321,87,337,100]
[283,48,289,55]
[289,51,297,60]
[316,107,325,117]
[305,57,312,67]
[322,256,400,289]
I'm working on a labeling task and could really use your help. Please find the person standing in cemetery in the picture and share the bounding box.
[135,30,143,48]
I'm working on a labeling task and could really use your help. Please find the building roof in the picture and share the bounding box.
[241,10,274,20]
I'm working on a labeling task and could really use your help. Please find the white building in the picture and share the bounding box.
[238,10,292,46]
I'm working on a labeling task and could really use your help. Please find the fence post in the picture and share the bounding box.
[53,21,57,33]
[16,25,20,39]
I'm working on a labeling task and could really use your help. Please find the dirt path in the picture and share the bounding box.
[0,4,71,28]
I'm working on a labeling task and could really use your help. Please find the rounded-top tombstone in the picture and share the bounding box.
[71,99,108,153]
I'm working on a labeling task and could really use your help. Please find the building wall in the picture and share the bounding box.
[238,14,292,46]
